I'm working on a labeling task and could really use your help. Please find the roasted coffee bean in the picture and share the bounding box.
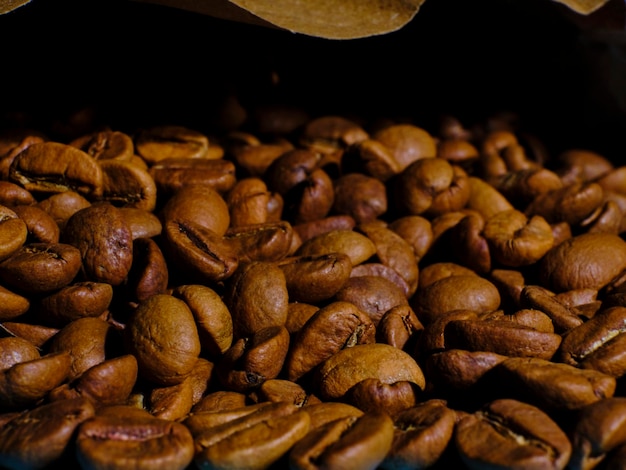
[492,357,616,411]
[75,407,195,470]
[0,397,95,469]
[371,123,436,171]
[0,285,30,321]
[225,221,295,263]
[69,129,135,162]
[163,218,239,284]
[63,202,133,286]
[126,236,169,303]
[216,325,290,392]
[333,172,388,224]
[9,141,103,197]
[380,399,457,470]
[0,242,82,294]
[0,351,72,409]
[224,261,289,340]
[193,401,310,470]
[289,410,394,470]
[10,204,60,244]
[98,158,158,211]
[277,252,352,303]
[568,397,626,470]
[454,398,572,470]
[557,305,626,376]
[540,233,626,292]
[36,190,91,230]
[284,301,375,382]
[135,125,210,163]
[49,354,138,407]
[149,157,237,196]
[412,274,501,325]
[444,317,563,360]
[172,284,233,358]
[315,343,425,401]
[125,294,201,386]
[48,316,113,381]
[36,281,113,326]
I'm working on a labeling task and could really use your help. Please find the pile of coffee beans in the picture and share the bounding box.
[2,103,626,470]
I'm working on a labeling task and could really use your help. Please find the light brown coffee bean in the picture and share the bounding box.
[98,158,158,211]
[482,209,554,267]
[315,343,425,401]
[396,157,471,217]
[11,204,60,244]
[0,207,27,262]
[216,325,290,392]
[445,318,562,360]
[135,125,210,163]
[248,379,308,406]
[224,261,289,340]
[0,351,72,409]
[63,202,133,286]
[118,207,162,239]
[69,129,135,162]
[36,190,91,230]
[412,274,501,325]
[346,378,421,419]
[160,183,230,235]
[193,401,311,470]
[148,378,195,421]
[540,233,626,292]
[49,354,138,407]
[225,221,295,263]
[277,252,352,304]
[302,401,364,430]
[162,218,239,284]
[0,242,82,294]
[0,397,95,469]
[284,301,376,382]
[380,399,457,470]
[454,398,572,470]
[76,411,195,470]
[36,281,113,326]
[493,357,616,411]
[372,123,436,170]
[289,410,394,470]
[568,397,626,470]
[172,284,233,358]
[376,304,424,352]
[9,141,103,198]
[149,157,237,196]
[557,306,626,377]
[125,294,201,386]
[0,285,30,321]
[48,316,113,381]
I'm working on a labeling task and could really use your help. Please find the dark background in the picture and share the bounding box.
[1,0,625,161]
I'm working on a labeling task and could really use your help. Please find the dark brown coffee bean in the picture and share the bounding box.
[0,242,82,294]
[0,397,95,469]
[76,410,195,470]
[63,202,133,286]
[9,141,103,198]
[289,410,394,470]
[454,398,572,470]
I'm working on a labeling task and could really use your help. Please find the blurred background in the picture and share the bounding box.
[1,0,625,161]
